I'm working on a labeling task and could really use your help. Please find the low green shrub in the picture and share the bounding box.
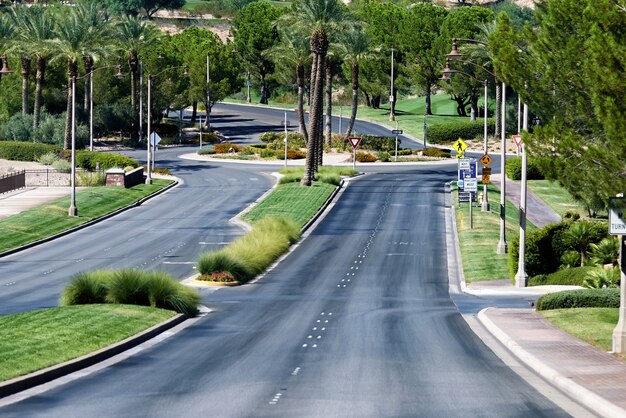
[60,269,200,316]
[60,271,112,305]
[37,151,60,166]
[75,151,139,171]
[427,118,496,144]
[355,151,377,162]
[152,167,172,176]
[422,147,451,158]
[0,141,61,161]
[529,266,595,286]
[506,157,545,180]
[77,171,106,186]
[509,221,572,278]
[240,147,254,156]
[360,135,396,151]
[377,151,390,162]
[248,143,267,150]
[583,267,620,289]
[197,251,253,282]
[197,217,300,284]
[316,173,341,186]
[279,173,301,184]
[276,149,306,160]
[398,148,412,156]
[198,145,215,155]
[52,159,71,173]
[214,142,242,154]
[536,288,620,311]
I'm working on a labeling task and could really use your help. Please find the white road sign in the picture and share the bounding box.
[609,197,626,235]
[464,178,477,192]
[149,132,162,146]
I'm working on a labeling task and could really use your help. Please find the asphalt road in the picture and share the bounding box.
[0,105,560,416]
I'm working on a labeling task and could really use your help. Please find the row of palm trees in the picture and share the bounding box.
[0,2,161,149]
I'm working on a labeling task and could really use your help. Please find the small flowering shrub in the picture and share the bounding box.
[214,142,242,154]
[206,272,236,282]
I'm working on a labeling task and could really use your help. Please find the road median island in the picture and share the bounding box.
[0,305,182,397]
[0,178,176,256]
[193,167,356,286]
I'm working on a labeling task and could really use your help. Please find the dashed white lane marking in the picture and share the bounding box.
[162,261,195,265]
[198,241,230,245]
[291,367,301,376]
[312,344,318,348]
[302,344,308,348]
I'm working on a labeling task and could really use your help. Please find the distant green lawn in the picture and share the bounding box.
[527,179,588,218]
[243,182,336,229]
[0,305,175,382]
[0,179,171,253]
[541,308,617,352]
[455,184,536,282]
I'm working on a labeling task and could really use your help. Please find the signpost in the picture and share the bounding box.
[349,137,362,170]
[458,159,478,228]
[149,132,161,170]
[392,125,402,162]
[610,197,626,353]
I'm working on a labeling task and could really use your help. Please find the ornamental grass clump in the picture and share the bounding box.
[60,269,200,316]
[197,217,300,284]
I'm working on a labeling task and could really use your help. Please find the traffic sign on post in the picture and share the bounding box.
[349,137,362,149]
[482,167,492,184]
[453,138,468,154]
[609,197,626,235]
[512,135,523,148]
[391,129,403,135]
[480,153,492,167]
[149,132,161,146]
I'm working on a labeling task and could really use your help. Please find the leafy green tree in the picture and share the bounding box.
[8,5,55,129]
[50,2,110,149]
[490,0,626,210]
[103,0,185,19]
[113,15,161,142]
[232,2,282,104]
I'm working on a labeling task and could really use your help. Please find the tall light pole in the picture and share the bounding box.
[515,98,529,287]
[139,58,143,145]
[69,75,78,216]
[206,54,210,132]
[482,79,489,212]
[497,81,508,254]
[246,71,251,103]
[389,48,395,122]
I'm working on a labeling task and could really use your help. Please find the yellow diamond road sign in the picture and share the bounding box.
[480,153,492,167]
[453,139,468,154]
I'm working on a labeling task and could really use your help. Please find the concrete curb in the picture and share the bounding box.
[477,308,626,418]
[0,314,186,399]
[0,178,179,258]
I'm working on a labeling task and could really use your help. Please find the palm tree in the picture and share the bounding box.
[265,27,311,144]
[338,25,372,140]
[50,3,109,150]
[9,5,55,128]
[113,15,161,143]
[280,0,345,186]
[563,221,603,267]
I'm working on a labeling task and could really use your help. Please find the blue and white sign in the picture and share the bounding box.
[458,160,478,192]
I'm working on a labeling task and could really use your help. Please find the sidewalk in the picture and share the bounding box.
[0,187,78,220]
[490,173,561,227]
[479,308,626,418]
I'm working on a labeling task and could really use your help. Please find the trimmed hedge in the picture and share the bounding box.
[276,149,306,160]
[214,142,242,153]
[356,151,377,162]
[422,147,451,158]
[427,118,495,144]
[509,221,571,278]
[506,157,545,180]
[75,151,139,170]
[529,266,596,286]
[536,288,619,311]
[0,141,61,161]
[360,135,396,151]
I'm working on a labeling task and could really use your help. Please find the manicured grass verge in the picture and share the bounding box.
[541,308,617,352]
[0,179,172,253]
[0,304,175,382]
[455,184,536,282]
[243,182,336,229]
[527,179,587,218]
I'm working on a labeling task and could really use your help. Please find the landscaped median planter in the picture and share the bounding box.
[193,272,240,287]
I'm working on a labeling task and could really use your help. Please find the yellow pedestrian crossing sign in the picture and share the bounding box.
[453,139,468,154]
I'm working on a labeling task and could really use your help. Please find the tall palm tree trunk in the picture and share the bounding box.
[33,57,46,129]
[83,56,93,112]
[296,63,308,144]
[64,60,78,150]
[21,56,31,116]
[325,55,332,146]
[345,63,359,139]
[302,52,324,186]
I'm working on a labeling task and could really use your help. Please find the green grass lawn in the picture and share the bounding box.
[527,179,588,218]
[455,184,536,282]
[0,179,172,253]
[243,182,336,229]
[541,308,617,352]
[0,305,175,382]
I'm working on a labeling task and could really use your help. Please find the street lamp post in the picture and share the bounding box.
[206,54,211,132]
[389,48,395,121]
[69,75,77,216]
[497,81,508,254]
[515,99,529,287]
[482,79,489,212]
[139,58,143,145]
